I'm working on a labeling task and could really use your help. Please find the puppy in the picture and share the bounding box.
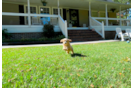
[60,38,74,54]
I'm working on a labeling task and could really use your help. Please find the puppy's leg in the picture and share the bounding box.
[71,47,74,54]
[71,49,74,54]
[66,51,69,54]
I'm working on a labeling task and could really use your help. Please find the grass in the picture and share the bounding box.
[2,42,131,88]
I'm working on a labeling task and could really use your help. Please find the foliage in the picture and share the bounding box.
[55,35,65,40]
[2,35,65,43]
[69,20,74,25]
[2,29,11,40]
[113,0,131,4]
[2,42,131,87]
[42,23,55,38]
[41,0,47,3]
[49,35,65,41]
[113,0,131,20]
[116,9,131,21]
[54,32,63,37]
[42,23,65,39]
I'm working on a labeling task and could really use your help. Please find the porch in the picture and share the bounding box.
[2,0,131,39]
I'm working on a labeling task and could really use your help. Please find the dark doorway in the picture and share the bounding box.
[19,5,25,25]
[69,9,79,27]
[63,9,67,20]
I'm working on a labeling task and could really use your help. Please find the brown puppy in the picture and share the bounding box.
[60,38,74,54]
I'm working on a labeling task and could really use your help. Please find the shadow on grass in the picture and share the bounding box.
[71,53,87,57]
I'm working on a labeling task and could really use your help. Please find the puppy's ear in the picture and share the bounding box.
[60,39,64,42]
[68,39,72,42]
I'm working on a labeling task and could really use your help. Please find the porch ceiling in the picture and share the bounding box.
[2,0,131,12]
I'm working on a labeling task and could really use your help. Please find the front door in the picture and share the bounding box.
[69,9,79,27]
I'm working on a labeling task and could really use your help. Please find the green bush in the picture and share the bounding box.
[42,23,54,38]
[2,29,11,40]
[2,27,65,43]
[3,35,65,43]
[54,32,63,37]
[55,35,65,40]
[38,37,49,41]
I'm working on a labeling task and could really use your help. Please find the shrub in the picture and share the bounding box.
[2,29,11,40]
[42,23,54,38]
[38,37,49,41]
[3,35,65,43]
[54,32,63,37]
[55,35,65,40]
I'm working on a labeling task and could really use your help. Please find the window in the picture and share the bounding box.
[39,7,50,25]
[26,6,36,13]
[53,8,61,15]
[25,6,37,25]
[40,7,49,14]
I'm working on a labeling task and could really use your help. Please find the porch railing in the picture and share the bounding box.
[90,17,105,39]
[92,17,131,26]
[2,12,59,26]
[58,15,68,38]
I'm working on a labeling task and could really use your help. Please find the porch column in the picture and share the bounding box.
[119,6,122,26]
[126,9,128,26]
[105,4,108,26]
[58,0,60,16]
[89,2,91,27]
[27,0,31,27]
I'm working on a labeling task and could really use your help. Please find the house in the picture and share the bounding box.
[2,0,131,41]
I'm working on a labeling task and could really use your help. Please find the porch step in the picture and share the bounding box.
[68,30,103,42]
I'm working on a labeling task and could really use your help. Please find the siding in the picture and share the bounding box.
[2,3,20,25]
[108,12,117,25]
[79,10,89,27]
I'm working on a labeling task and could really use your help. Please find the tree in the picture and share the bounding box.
[113,0,131,4]
[113,0,131,26]
[113,0,131,18]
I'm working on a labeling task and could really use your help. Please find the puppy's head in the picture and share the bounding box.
[60,38,72,45]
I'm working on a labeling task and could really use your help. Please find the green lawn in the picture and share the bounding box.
[2,42,131,88]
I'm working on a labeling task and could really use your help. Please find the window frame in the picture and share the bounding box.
[24,5,38,25]
[52,7,63,17]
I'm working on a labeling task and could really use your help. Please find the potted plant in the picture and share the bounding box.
[41,0,47,6]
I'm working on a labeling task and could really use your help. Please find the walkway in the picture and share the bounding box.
[2,40,119,48]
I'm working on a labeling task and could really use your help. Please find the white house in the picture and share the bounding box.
[2,0,131,40]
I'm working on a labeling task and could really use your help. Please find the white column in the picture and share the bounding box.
[126,9,128,26]
[27,0,31,27]
[89,2,91,27]
[58,0,60,16]
[65,20,68,38]
[105,4,108,26]
[102,21,105,39]
[120,6,122,26]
